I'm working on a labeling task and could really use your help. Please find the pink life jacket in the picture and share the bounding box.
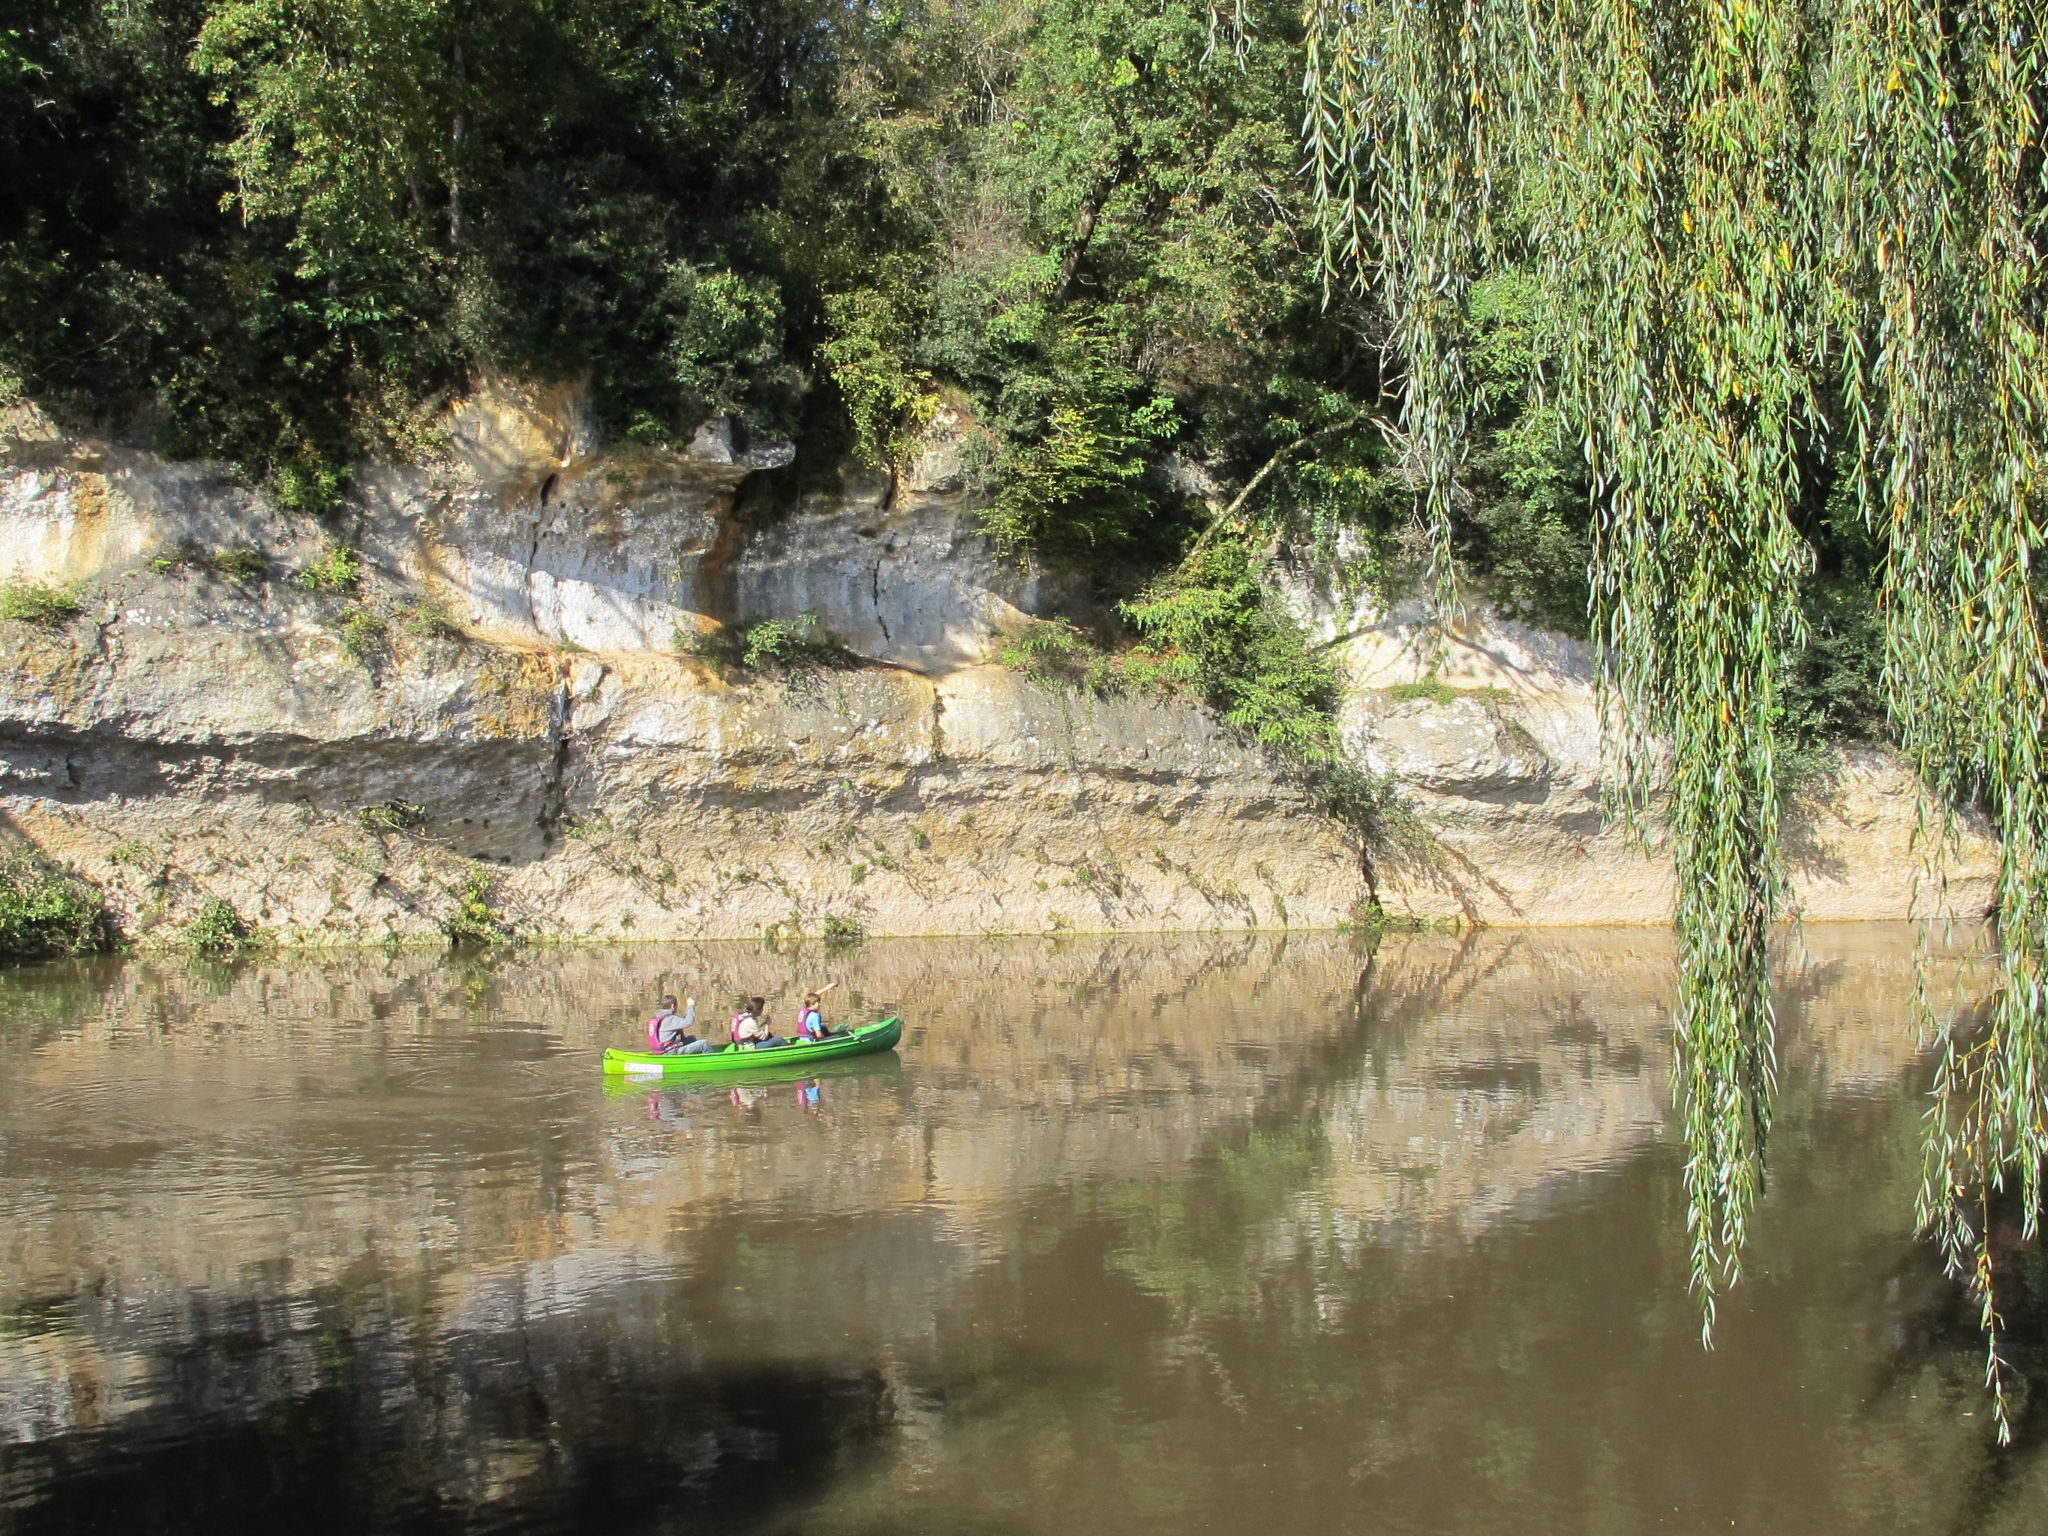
[645,1012,669,1051]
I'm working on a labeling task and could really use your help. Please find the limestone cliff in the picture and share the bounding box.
[0,384,1994,944]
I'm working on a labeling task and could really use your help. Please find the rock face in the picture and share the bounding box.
[1295,588,1984,925]
[0,384,1995,944]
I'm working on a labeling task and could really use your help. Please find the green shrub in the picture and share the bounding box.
[271,456,345,516]
[684,613,857,676]
[1120,541,1343,761]
[820,288,938,466]
[821,913,866,951]
[293,545,362,593]
[183,897,253,955]
[659,265,804,432]
[356,801,427,833]
[0,580,85,627]
[443,869,508,949]
[0,852,113,960]
[741,614,828,669]
[957,309,1187,561]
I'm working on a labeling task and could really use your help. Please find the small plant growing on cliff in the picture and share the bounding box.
[1319,764,1432,862]
[443,868,508,950]
[743,614,822,668]
[0,580,85,627]
[995,617,1137,695]
[685,613,855,677]
[1383,678,1459,706]
[293,545,362,593]
[356,801,427,834]
[820,913,866,952]
[337,605,386,658]
[0,852,114,960]
[212,546,269,582]
[151,541,267,581]
[400,597,462,639]
[182,897,253,956]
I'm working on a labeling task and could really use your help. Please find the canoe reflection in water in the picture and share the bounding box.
[640,1076,834,1133]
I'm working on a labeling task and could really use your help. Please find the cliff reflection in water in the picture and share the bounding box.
[0,928,2040,1535]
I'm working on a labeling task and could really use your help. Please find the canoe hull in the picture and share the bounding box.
[602,1017,902,1076]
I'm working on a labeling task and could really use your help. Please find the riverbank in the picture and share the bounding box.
[0,385,1996,947]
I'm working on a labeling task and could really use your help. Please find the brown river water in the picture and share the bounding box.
[0,926,2042,1535]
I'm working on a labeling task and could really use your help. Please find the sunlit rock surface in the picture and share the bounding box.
[0,385,1994,942]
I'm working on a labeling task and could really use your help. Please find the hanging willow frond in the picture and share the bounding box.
[1305,0,2048,1381]
[1824,0,2048,1440]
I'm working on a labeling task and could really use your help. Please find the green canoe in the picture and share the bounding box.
[602,1016,902,1077]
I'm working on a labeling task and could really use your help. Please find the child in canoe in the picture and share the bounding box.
[794,982,842,1040]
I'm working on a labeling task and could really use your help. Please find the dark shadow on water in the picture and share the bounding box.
[0,1299,897,1536]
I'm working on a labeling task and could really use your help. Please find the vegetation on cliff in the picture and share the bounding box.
[0,0,1884,757]
[0,851,113,960]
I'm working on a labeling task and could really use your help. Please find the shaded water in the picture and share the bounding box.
[0,927,2042,1535]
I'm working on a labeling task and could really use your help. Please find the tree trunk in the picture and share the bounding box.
[1048,152,1132,307]
[448,40,467,247]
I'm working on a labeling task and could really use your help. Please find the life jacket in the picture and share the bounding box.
[797,1006,823,1039]
[730,1012,757,1044]
[646,1012,670,1051]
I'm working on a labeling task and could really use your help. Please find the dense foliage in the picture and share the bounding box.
[0,851,113,960]
[0,0,1608,594]
[3,0,1892,750]
[1295,0,2048,1417]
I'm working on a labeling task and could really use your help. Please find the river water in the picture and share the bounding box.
[0,927,2040,1535]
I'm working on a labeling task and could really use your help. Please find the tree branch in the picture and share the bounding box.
[1185,410,1396,558]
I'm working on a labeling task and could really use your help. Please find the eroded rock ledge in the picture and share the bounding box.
[0,385,1995,944]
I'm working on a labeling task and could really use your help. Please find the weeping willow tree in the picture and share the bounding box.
[1281,0,2048,1427]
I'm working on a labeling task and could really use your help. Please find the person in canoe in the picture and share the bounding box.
[647,994,714,1054]
[730,996,792,1049]
[794,982,842,1040]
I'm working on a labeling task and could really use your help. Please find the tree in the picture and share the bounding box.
[1295,0,2048,1427]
